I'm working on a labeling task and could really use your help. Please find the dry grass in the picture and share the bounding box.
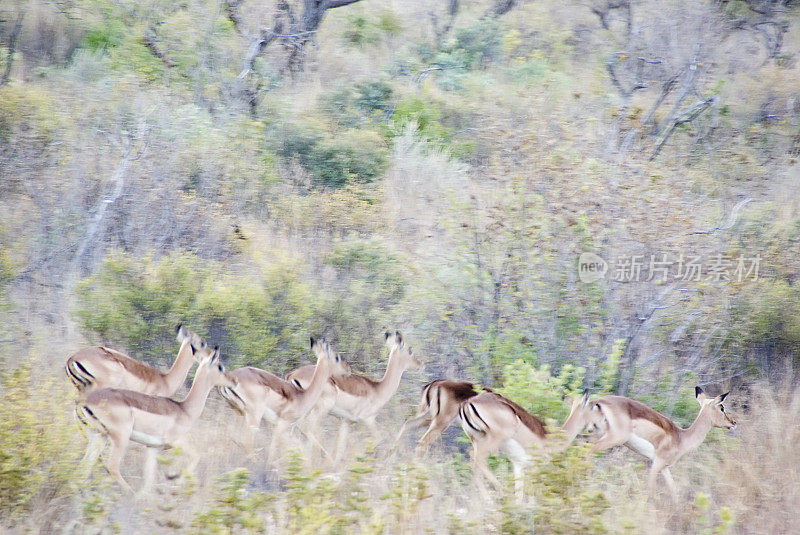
[3,373,798,534]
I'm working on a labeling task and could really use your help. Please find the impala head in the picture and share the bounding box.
[310,336,351,378]
[561,391,603,439]
[176,324,206,363]
[695,386,736,429]
[385,330,423,371]
[197,346,238,389]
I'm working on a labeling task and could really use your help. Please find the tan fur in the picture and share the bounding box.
[220,337,351,459]
[86,389,186,417]
[395,380,487,455]
[459,391,548,499]
[585,389,736,500]
[78,346,236,494]
[65,326,202,396]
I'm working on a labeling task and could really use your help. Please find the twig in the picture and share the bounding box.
[690,198,753,235]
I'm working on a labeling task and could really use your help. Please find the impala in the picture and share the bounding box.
[66,324,203,396]
[76,344,237,494]
[459,391,548,498]
[393,379,486,456]
[219,336,351,461]
[286,331,422,456]
[581,387,736,499]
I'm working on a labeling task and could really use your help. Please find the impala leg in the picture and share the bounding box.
[81,432,105,478]
[105,433,134,494]
[267,419,289,467]
[242,407,262,455]
[646,458,668,500]
[470,436,504,492]
[393,413,430,450]
[334,420,350,463]
[511,461,525,502]
[588,429,629,455]
[661,466,678,501]
[413,419,450,457]
[138,448,158,496]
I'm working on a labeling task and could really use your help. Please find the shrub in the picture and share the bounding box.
[496,359,585,423]
[305,130,388,188]
[0,364,84,522]
[74,251,211,359]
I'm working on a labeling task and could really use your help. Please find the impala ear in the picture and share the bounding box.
[581,391,590,407]
[695,386,708,402]
[717,391,730,404]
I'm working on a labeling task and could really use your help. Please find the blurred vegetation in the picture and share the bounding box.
[1,0,800,531]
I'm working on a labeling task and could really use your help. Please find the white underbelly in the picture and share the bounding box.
[625,433,655,460]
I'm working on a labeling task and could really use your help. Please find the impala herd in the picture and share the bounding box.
[66,325,736,501]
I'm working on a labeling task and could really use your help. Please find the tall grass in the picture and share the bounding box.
[2,365,797,534]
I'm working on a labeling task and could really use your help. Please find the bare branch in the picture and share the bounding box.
[650,95,716,160]
[690,198,753,235]
[1,9,25,86]
[143,27,177,68]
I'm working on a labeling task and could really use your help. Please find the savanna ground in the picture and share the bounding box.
[1,0,800,532]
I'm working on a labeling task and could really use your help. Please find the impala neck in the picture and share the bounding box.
[178,366,216,421]
[297,357,332,412]
[676,405,715,456]
[373,350,407,408]
[163,340,196,393]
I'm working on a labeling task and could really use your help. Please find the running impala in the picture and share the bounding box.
[393,379,485,456]
[219,336,351,461]
[459,390,548,499]
[580,387,736,499]
[66,324,203,396]
[76,344,237,494]
[286,331,422,456]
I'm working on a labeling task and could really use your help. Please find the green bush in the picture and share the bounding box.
[192,468,272,534]
[0,364,84,521]
[74,251,317,369]
[496,359,585,423]
[279,123,388,188]
[435,18,504,71]
[74,251,211,359]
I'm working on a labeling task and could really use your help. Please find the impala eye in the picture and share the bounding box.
[218,364,223,372]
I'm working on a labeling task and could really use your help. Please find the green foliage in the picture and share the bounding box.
[306,130,388,188]
[0,85,60,145]
[284,451,346,534]
[74,251,211,358]
[75,250,318,369]
[279,124,388,188]
[733,279,800,356]
[389,96,451,144]
[496,359,585,423]
[593,338,624,394]
[433,18,504,71]
[354,80,393,114]
[693,492,734,534]
[195,261,315,368]
[0,364,84,520]
[81,21,126,52]
[529,444,609,534]
[380,463,429,532]
[192,468,272,534]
